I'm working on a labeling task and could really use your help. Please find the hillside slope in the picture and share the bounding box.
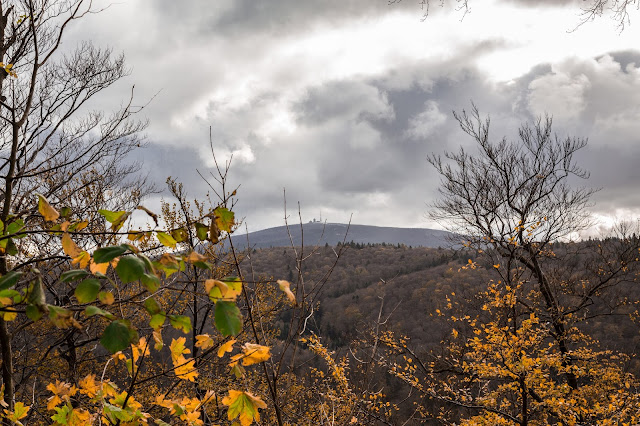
[241,244,640,353]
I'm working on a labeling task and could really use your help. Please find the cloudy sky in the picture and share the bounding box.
[66,0,640,234]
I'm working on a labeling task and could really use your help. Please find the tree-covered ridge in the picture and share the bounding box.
[230,223,452,249]
[245,241,640,353]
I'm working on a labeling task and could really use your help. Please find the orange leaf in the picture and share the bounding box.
[218,339,236,358]
[186,251,207,263]
[62,233,82,258]
[90,259,109,275]
[174,356,198,382]
[239,343,270,366]
[195,334,214,350]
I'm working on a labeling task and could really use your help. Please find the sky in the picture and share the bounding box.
[65,0,640,235]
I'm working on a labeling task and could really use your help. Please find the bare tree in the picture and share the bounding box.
[0,0,149,410]
[576,0,639,31]
[429,104,640,393]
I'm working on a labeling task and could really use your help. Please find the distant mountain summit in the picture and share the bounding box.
[230,222,455,249]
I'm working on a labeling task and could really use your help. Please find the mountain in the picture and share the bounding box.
[230,222,455,249]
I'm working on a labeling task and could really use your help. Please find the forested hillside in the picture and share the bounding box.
[241,240,640,423]
[242,242,640,357]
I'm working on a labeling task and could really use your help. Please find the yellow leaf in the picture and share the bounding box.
[493,264,500,268]
[7,401,29,421]
[174,356,198,382]
[71,251,90,269]
[204,279,221,293]
[277,280,296,304]
[74,220,89,231]
[67,408,91,425]
[101,381,118,398]
[37,194,59,221]
[0,384,7,408]
[46,380,76,410]
[218,339,236,358]
[98,291,114,305]
[239,343,270,366]
[222,390,267,426]
[195,334,214,350]
[128,231,142,241]
[78,375,99,398]
[47,394,62,411]
[1,309,17,321]
[0,297,13,321]
[156,231,177,249]
[169,337,189,362]
[205,279,230,302]
[98,209,130,231]
[131,337,150,363]
[224,277,243,301]
[452,329,459,338]
[62,233,82,258]
[155,394,174,410]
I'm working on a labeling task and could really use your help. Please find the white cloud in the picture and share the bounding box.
[58,0,640,232]
[527,70,590,121]
[405,101,447,139]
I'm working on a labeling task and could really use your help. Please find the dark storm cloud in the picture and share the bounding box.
[129,143,211,194]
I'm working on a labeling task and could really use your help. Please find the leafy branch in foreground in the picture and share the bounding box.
[0,188,303,424]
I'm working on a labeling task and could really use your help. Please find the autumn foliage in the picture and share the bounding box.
[1,193,285,424]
